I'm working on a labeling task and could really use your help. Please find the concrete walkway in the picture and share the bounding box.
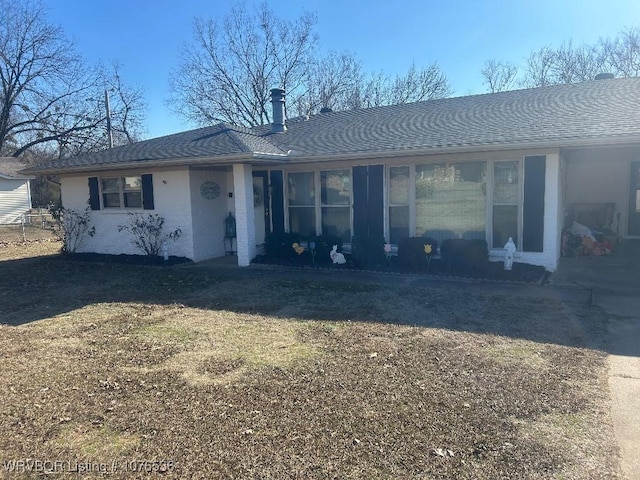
[554,240,640,480]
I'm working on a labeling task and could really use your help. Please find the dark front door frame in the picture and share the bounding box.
[252,170,271,240]
[629,161,640,236]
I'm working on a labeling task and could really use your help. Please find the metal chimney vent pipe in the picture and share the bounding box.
[270,88,286,133]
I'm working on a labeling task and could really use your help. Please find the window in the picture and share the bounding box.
[100,176,143,209]
[101,177,121,208]
[388,166,409,243]
[321,169,351,242]
[123,176,142,208]
[415,162,486,244]
[286,170,353,241]
[287,172,316,237]
[492,160,521,248]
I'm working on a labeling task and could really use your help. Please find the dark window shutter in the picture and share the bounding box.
[367,165,384,237]
[88,177,100,210]
[141,174,154,210]
[523,156,546,252]
[352,166,368,238]
[269,170,285,234]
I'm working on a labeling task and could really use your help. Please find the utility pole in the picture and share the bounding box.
[105,89,113,149]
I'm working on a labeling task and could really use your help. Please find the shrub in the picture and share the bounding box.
[351,235,386,268]
[440,238,488,272]
[397,237,439,269]
[50,206,95,253]
[467,239,489,267]
[117,213,181,256]
[264,232,303,259]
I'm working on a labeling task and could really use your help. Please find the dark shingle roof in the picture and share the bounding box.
[26,123,287,173]
[0,157,32,179]
[262,76,640,157]
[23,77,640,174]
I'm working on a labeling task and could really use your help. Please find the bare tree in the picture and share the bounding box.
[293,51,364,116]
[384,63,451,104]
[171,2,452,125]
[169,2,318,126]
[522,46,557,87]
[481,59,519,92]
[103,62,147,146]
[487,26,640,92]
[601,26,640,77]
[550,41,604,84]
[0,0,147,158]
[521,42,603,88]
[351,63,451,109]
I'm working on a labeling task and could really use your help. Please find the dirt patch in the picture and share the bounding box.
[0,244,621,479]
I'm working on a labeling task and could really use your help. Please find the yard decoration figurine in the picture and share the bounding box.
[424,243,433,272]
[330,245,346,264]
[384,243,392,267]
[504,237,516,270]
[292,242,305,256]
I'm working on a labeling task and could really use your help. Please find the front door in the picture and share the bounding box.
[252,171,270,245]
[629,162,640,236]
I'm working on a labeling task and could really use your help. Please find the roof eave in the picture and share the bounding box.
[0,173,34,180]
[21,152,290,175]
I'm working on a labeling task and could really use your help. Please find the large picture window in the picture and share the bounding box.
[388,166,410,243]
[492,160,521,248]
[415,162,486,244]
[287,172,316,237]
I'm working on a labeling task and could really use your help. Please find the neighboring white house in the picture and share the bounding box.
[0,157,33,225]
[22,77,640,270]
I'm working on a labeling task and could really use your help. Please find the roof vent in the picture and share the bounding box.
[270,88,286,133]
[594,73,615,80]
[320,106,333,114]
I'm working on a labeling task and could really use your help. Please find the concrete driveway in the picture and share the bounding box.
[554,240,640,480]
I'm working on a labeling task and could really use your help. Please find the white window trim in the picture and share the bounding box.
[386,165,411,244]
[488,159,524,251]
[285,169,354,241]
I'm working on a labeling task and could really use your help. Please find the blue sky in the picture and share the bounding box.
[48,0,640,139]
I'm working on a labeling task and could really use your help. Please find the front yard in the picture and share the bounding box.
[0,240,620,479]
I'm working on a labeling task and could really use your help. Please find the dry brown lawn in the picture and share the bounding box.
[0,240,620,479]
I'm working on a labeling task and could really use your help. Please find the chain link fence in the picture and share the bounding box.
[0,210,59,244]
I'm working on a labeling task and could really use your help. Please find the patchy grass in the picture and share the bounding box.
[0,227,59,260]
[0,243,620,479]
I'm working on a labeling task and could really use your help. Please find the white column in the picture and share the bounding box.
[544,152,561,270]
[233,163,256,266]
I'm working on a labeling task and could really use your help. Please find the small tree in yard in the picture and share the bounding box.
[118,213,181,256]
[50,206,96,253]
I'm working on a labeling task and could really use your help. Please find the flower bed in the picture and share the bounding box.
[251,253,548,284]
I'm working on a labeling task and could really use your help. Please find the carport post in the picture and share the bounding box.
[232,163,256,266]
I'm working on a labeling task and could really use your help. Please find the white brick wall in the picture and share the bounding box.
[189,168,230,261]
[60,169,194,259]
[232,164,256,266]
